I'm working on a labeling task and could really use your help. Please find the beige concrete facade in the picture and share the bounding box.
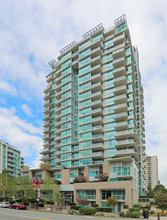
[61,169,70,184]
[74,181,138,208]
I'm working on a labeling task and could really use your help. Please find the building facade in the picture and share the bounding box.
[0,140,24,177]
[41,15,147,210]
[146,156,158,189]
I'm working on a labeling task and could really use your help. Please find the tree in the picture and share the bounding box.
[41,177,62,210]
[76,198,88,206]
[39,163,51,170]
[21,165,30,171]
[0,170,15,200]
[154,192,167,214]
[106,197,118,208]
[147,187,155,198]
[14,176,35,203]
[154,184,166,194]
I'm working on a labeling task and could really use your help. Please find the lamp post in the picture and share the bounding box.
[33,176,40,210]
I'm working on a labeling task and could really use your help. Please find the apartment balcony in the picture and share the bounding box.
[113,33,125,45]
[43,120,50,128]
[114,85,127,95]
[55,106,61,113]
[91,100,103,108]
[115,139,138,149]
[92,160,104,165]
[113,57,126,68]
[44,85,51,94]
[43,141,50,147]
[44,99,51,108]
[92,151,103,158]
[92,134,104,141]
[43,106,51,114]
[92,125,103,132]
[114,112,128,121]
[114,103,127,113]
[113,66,126,77]
[41,148,50,155]
[91,73,102,83]
[92,142,104,150]
[115,121,128,130]
[43,134,51,140]
[54,128,61,134]
[91,64,102,74]
[110,170,133,179]
[112,48,125,59]
[92,116,103,125]
[114,94,127,104]
[91,82,103,91]
[116,149,139,160]
[43,127,51,134]
[92,108,103,115]
[113,75,126,87]
[44,92,51,101]
[41,155,51,161]
[43,113,50,121]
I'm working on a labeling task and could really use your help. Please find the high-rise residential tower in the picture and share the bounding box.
[0,140,24,177]
[146,155,159,189]
[42,15,147,209]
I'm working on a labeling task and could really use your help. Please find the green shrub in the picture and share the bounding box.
[131,211,140,218]
[79,207,97,215]
[133,203,142,208]
[92,203,98,207]
[97,207,112,212]
[129,207,140,213]
[145,204,151,210]
[69,203,76,206]
[149,210,155,215]
[119,212,125,217]
[97,212,105,216]
[71,205,80,210]
[126,211,130,217]
[123,204,128,209]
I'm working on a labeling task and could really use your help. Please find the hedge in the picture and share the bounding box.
[97,207,112,212]
[123,204,129,209]
[70,205,80,210]
[133,203,142,208]
[79,207,97,215]
[91,203,99,207]
[129,207,140,213]
[131,211,140,218]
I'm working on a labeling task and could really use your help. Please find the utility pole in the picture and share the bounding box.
[36,176,38,210]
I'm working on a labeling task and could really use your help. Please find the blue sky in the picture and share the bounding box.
[0,0,167,187]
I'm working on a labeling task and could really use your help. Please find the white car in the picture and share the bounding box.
[0,202,9,208]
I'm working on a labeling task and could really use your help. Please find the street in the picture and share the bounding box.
[0,208,166,220]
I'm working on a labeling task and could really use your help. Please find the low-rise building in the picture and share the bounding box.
[0,139,24,177]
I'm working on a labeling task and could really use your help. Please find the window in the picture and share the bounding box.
[61,129,71,137]
[125,47,131,54]
[107,70,114,79]
[61,145,71,152]
[126,65,131,71]
[126,56,131,63]
[80,132,91,140]
[61,121,71,129]
[108,131,115,138]
[79,56,91,66]
[107,97,114,105]
[62,67,71,76]
[79,158,92,165]
[108,140,116,147]
[79,48,91,58]
[62,74,71,84]
[79,107,91,116]
[117,23,126,32]
[62,90,71,100]
[107,53,113,61]
[79,99,91,107]
[79,40,90,50]
[61,98,71,108]
[61,106,71,115]
[79,73,91,83]
[80,124,91,132]
[127,84,132,90]
[62,59,71,69]
[107,148,116,156]
[79,115,91,123]
[79,81,91,90]
[107,62,113,70]
[61,114,71,122]
[79,141,92,149]
[104,39,113,48]
[62,82,71,91]
[92,32,102,41]
[79,64,91,74]
[126,74,132,81]
[107,79,114,88]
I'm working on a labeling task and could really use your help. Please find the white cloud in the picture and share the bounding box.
[0,80,17,96]
[0,106,43,167]
[21,104,33,117]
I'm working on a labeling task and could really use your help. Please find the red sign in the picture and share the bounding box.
[38,178,41,188]
[33,177,36,187]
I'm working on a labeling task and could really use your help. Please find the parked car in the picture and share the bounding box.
[0,202,9,208]
[9,203,27,210]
